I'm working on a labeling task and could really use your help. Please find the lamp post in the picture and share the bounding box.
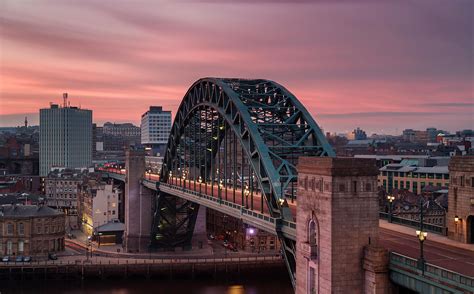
[182,171,186,190]
[198,176,202,194]
[416,197,428,273]
[218,180,224,201]
[387,195,395,223]
[454,215,460,234]
[244,185,250,209]
[86,236,92,261]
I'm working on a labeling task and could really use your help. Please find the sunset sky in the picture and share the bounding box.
[1,0,472,134]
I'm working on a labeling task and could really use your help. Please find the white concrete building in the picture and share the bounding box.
[140,106,171,152]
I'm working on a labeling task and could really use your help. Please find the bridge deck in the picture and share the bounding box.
[380,227,474,277]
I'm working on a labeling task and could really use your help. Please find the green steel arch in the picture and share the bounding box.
[152,77,334,287]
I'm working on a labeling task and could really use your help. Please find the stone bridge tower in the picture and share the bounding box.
[124,149,153,252]
[296,157,391,294]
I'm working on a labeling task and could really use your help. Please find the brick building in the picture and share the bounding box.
[44,168,86,231]
[0,204,65,257]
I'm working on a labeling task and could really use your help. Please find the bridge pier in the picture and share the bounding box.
[296,157,393,294]
[124,149,153,253]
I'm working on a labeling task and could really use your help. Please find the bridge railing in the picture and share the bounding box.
[390,252,474,291]
[160,182,297,234]
[379,212,446,235]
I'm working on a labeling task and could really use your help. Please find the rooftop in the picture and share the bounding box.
[0,204,63,218]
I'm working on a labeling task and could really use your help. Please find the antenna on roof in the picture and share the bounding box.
[63,93,68,108]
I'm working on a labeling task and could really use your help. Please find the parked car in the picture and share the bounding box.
[23,256,31,262]
[2,256,9,262]
[48,253,58,260]
[15,256,23,262]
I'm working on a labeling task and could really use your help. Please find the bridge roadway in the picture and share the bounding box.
[102,169,474,279]
[380,227,474,277]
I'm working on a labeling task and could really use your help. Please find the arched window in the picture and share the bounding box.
[308,219,317,246]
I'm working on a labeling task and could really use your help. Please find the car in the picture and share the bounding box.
[23,256,31,262]
[15,256,23,262]
[48,253,58,260]
[2,256,9,262]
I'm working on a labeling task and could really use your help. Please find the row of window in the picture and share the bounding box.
[2,223,24,235]
[36,224,64,234]
[382,171,449,180]
[0,240,25,254]
[382,179,447,193]
[47,193,77,199]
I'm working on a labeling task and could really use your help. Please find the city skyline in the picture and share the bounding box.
[1,0,472,134]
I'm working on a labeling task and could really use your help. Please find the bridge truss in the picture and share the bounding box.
[151,78,334,286]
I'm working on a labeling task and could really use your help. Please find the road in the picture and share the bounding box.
[379,228,474,276]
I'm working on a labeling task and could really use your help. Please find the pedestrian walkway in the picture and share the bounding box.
[380,219,474,252]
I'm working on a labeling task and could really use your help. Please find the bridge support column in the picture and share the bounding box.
[124,149,152,253]
[192,206,207,249]
[363,245,393,294]
[296,157,384,294]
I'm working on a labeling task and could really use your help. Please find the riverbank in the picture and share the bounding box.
[0,255,285,281]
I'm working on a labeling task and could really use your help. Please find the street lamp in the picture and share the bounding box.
[387,195,395,223]
[198,176,202,194]
[416,197,427,273]
[182,171,187,190]
[454,215,460,223]
[244,185,250,208]
[86,236,92,261]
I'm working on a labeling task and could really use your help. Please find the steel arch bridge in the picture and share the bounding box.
[151,77,335,286]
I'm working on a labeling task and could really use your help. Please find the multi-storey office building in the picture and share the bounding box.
[39,99,92,176]
[44,168,87,230]
[140,106,171,155]
[380,164,449,194]
[0,204,65,257]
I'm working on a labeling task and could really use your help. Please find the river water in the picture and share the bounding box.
[1,277,293,294]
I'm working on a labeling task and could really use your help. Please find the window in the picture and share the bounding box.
[18,223,24,235]
[308,219,317,246]
[18,240,24,253]
[37,226,42,234]
[406,181,410,190]
[365,183,372,192]
[339,184,345,192]
[7,223,13,235]
[7,240,12,255]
